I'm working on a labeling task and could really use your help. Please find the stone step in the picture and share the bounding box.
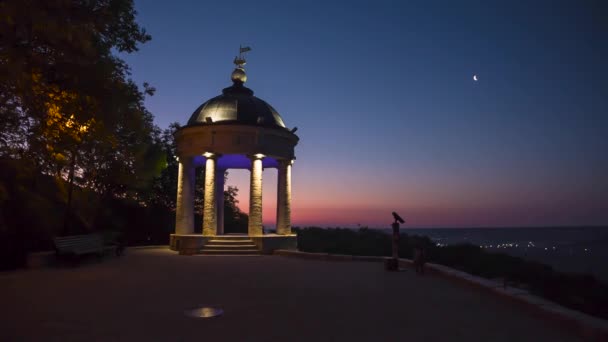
[200,235,260,255]
[200,249,261,255]
[207,239,255,245]
[204,244,257,249]
[209,236,252,241]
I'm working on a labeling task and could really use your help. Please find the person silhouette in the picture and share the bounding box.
[414,245,426,275]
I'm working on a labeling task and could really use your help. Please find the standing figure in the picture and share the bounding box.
[414,245,426,275]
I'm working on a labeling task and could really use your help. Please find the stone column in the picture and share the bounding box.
[215,169,225,235]
[202,154,217,236]
[276,160,292,235]
[248,155,264,236]
[275,163,284,234]
[175,157,194,235]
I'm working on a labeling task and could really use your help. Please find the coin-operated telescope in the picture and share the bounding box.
[386,211,405,271]
[392,212,405,224]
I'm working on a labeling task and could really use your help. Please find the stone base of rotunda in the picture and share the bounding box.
[170,234,297,255]
[250,234,297,254]
[169,235,213,255]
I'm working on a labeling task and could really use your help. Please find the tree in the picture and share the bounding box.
[0,0,163,233]
[142,123,182,211]
[0,0,151,152]
[223,185,248,233]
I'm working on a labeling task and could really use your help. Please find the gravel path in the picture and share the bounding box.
[0,248,576,341]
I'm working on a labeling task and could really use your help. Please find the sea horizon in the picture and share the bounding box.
[292,225,608,230]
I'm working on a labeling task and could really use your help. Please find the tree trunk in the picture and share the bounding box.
[62,150,77,235]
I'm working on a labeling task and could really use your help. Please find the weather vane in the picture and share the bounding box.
[233,45,251,68]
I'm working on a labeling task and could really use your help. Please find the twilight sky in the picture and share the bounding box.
[122,0,608,228]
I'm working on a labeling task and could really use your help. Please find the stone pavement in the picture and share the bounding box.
[0,248,577,341]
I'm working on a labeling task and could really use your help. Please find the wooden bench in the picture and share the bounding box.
[54,234,106,258]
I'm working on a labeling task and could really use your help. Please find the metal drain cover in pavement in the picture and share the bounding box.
[184,307,223,318]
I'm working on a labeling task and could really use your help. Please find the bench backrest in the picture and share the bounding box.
[54,234,104,253]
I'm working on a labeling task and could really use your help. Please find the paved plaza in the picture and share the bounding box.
[0,248,576,341]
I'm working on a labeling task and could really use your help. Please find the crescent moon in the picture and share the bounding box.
[473,75,478,81]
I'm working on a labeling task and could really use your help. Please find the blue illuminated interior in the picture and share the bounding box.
[193,154,279,169]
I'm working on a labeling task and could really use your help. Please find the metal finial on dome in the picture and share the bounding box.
[231,68,247,84]
[231,45,251,84]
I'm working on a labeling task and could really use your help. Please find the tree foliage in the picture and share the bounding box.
[223,185,248,233]
[1,0,150,128]
[0,0,248,254]
[0,0,164,232]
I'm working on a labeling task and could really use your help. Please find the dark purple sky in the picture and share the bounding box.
[122,0,607,228]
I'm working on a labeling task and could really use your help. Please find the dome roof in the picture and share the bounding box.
[187,68,286,129]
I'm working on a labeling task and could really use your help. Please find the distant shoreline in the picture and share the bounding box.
[294,225,608,230]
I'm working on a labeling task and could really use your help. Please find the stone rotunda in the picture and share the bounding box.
[170,50,299,255]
